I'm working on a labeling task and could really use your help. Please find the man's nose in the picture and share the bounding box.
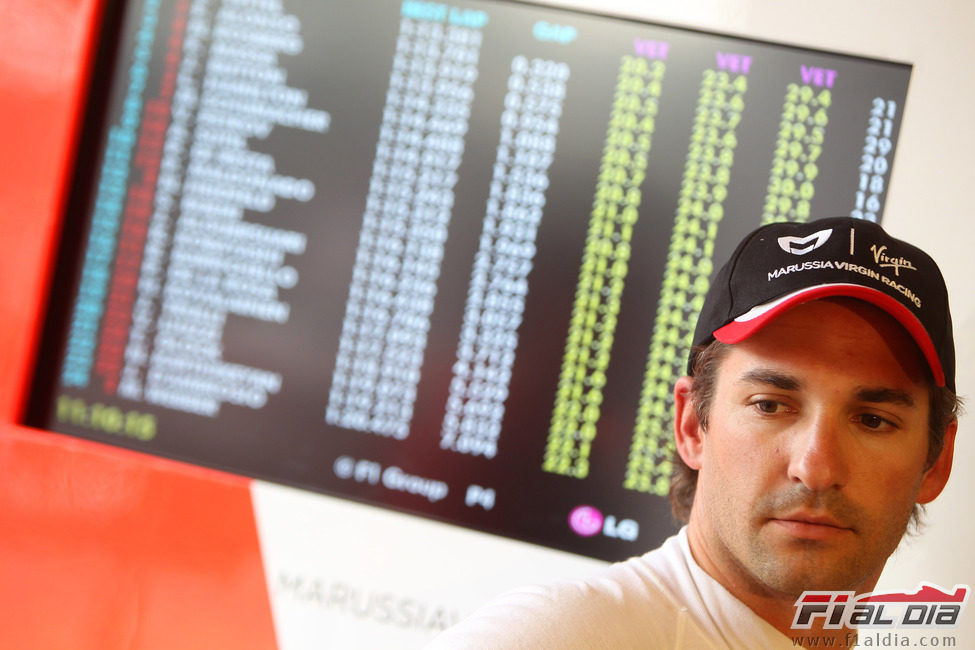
[786,413,849,491]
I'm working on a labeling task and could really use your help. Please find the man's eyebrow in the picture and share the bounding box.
[738,369,801,391]
[855,387,916,407]
[738,371,917,406]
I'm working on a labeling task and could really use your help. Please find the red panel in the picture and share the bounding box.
[0,0,92,416]
[0,2,277,648]
[0,427,278,650]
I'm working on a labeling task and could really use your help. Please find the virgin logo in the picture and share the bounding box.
[870,244,917,276]
[778,228,833,255]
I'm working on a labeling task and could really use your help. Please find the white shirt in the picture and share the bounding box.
[426,528,795,649]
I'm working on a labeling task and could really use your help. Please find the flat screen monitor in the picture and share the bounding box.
[27,0,911,560]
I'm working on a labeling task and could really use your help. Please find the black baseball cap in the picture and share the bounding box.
[689,216,955,392]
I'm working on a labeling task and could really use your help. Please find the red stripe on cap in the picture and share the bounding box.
[713,284,946,387]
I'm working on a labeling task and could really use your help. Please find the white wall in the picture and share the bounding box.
[540,0,975,637]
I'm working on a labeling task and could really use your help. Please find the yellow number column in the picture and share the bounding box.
[543,55,666,479]
[625,68,748,495]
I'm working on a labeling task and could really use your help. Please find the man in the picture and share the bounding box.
[427,217,960,649]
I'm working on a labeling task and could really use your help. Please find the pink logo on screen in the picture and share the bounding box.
[568,505,604,537]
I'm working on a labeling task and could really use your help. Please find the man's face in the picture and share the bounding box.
[685,299,940,598]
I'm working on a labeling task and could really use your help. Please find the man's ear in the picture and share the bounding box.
[917,418,958,504]
[673,375,705,471]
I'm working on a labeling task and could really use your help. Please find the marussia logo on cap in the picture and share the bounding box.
[778,229,833,256]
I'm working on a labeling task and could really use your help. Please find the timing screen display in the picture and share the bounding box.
[30,0,910,560]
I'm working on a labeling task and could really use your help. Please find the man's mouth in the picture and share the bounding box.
[769,511,853,540]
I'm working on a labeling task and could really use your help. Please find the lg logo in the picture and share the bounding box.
[568,505,639,542]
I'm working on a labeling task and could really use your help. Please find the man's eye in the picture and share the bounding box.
[859,413,892,430]
[753,400,781,414]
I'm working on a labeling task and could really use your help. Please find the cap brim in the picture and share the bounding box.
[712,283,946,387]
